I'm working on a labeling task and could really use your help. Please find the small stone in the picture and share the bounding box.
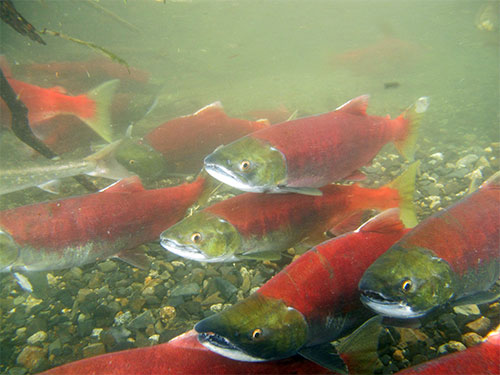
[128,310,155,330]
[447,340,467,353]
[170,283,201,298]
[8,367,28,375]
[453,304,480,316]
[76,288,93,303]
[77,313,95,337]
[27,330,47,345]
[210,303,224,313]
[15,327,27,340]
[214,277,237,300]
[16,346,48,371]
[392,349,405,361]
[201,292,225,306]
[191,268,206,285]
[486,302,500,319]
[430,152,444,161]
[91,328,103,339]
[465,316,491,336]
[159,306,176,324]
[240,267,251,294]
[13,296,25,306]
[149,334,160,344]
[82,343,106,358]
[130,297,146,313]
[48,338,62,356]
[456,154,479,169]
[463,332,483,347]
[97,260,118,273]
[66,267,83,280]
[114,310,133,326]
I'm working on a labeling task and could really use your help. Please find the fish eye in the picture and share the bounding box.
[252,328,263,339]
[401,279,412,293]
[129,159,136,165]
[239,160,251,172]
[191,232,202,244]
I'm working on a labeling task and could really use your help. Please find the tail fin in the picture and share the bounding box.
[85,140,134,180]
[387,161,420,228]
[336,316,384,375]
[83,79,120,142]
[394,97,429,161]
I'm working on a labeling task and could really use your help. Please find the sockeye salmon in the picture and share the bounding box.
[0,175,206,272]
[39,330,334,375]
[116,102,270,176]
[204,95,428,196]
[359,171,500,319]
[194,209,409,367]
[0,62,118,143]
[0,141,132,195]
[160,163,418,262]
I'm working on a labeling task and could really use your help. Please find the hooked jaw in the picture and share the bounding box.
[359,290,425,319]
[197,330,269,362]
[159,237,238,263]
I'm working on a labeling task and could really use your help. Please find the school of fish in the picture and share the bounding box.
[0,53,498,375]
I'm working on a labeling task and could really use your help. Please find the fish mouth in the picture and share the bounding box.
[204,160,264,193]
[197,332,267,362]
[360,290,423,319]
[159,238,235,263]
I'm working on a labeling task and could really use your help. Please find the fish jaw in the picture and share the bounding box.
[359,292,425,319]
[197,332,269,362]
[194,293,308,361]
[160,238,238,263]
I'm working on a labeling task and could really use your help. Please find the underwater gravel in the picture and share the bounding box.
[0,131,499,375]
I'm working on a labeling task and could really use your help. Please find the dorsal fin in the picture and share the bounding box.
[336,94,370,115]
[101,175,145,193]
[193,101,225,117]
[357,208,405,234]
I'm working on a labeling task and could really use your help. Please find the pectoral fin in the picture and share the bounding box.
[299,343,348,374]
[276,186,323,196]
[114,246,150,269]
[452,290,500,307]
[238,250,282,261]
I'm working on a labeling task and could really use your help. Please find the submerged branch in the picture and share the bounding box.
[41,29,130,73]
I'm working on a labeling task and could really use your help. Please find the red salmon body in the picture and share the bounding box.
[7,78,96,125]
[259,209,410,343]
[0,176,205,272]
[144,102,270,172]
[39,330,333,375]
[249,95,414,187]
[207,183,404,240]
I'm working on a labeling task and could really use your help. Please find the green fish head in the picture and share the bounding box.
[160,211,242,262]
[115,138,169,180]
[204,137,287,193]
[195,293,308,361]
[359,245,455,319]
